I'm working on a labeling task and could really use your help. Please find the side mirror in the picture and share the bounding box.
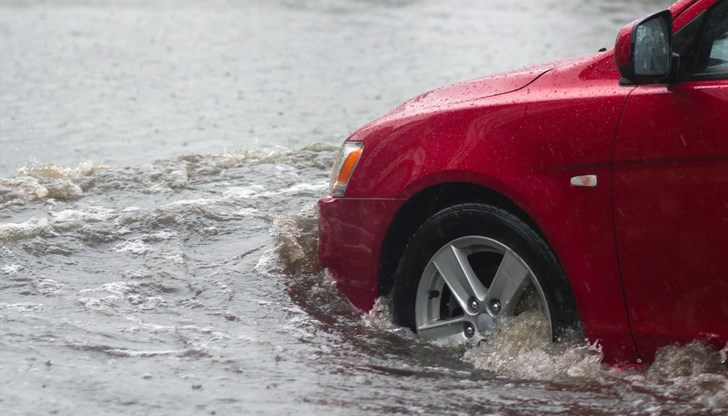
[615,10,675,84]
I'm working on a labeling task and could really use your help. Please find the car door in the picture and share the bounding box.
[613,0,728,360]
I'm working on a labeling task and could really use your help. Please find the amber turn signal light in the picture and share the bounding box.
[329,142,364,197]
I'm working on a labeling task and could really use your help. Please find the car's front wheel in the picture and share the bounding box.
[391,203,578,344]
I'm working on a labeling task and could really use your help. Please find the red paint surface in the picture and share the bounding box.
[318,0,727,364]
[614,80,728,362]
[318,197,403,311]
[673,0,718,29]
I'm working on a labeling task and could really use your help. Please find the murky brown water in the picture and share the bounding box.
[2,1,727,415]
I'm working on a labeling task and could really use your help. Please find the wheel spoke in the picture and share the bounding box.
[486,250,530,314]
[431,244,487,311]
[417,316,467,341]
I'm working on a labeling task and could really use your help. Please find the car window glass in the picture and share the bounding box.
[695,0,728,74]
[709,34,728,66]
[673,10,704,70]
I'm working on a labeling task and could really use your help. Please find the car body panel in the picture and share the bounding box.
[390,65,553,117]
[614,79,728,361]
[517,56,638,362]
[318,197,404,310]
[671,0,702,17]
[673,0,718,29]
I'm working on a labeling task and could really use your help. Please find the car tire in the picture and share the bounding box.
[391,203,578,343]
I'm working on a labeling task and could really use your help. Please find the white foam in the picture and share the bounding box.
[50,207,115,224]
[0,207,118,241]
[0,302,44,312]
[0,161,108,207]
[127,295,167,310]
[0,218,55,241]
[235,207,258,217]
[222,185,265,199]
[120,321,176,334]
[115,239,152,255]
[280,181,328,195]
[167,197,213,208]
[34,278,64,295]
[103,348,205,358]
[147,230,177,241]
[18,161,107,180]
[78,296,120,314]
[213,145,293,167]
[1,264,23,275]
[80,281,140,295]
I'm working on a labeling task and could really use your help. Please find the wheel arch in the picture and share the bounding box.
[377,181,548,298]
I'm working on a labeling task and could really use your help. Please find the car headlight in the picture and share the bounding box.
[329,142,363,197]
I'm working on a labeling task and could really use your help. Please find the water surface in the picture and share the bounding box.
[3,1,727,415]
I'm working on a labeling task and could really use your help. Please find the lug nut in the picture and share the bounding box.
[489,299,502,315]
[469,298,480,313]
[463,323,475,338]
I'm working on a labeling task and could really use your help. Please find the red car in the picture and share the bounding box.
[318,0,728,364]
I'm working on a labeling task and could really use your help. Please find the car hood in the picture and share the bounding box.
[349,53,605,142]
[389,63,553,116]
[400,52,614,114]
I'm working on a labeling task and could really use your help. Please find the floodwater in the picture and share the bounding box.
[1,0,727,415]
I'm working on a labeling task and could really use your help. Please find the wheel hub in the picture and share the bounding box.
[475,313,495,334]
[414,235,550,343]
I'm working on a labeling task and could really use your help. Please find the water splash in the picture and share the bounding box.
[0,144,335,207]
[361,297,418,340]
[621,342,728,411]
[270,206,321,276]
[0,161,108,207]
[463,312,604,379]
